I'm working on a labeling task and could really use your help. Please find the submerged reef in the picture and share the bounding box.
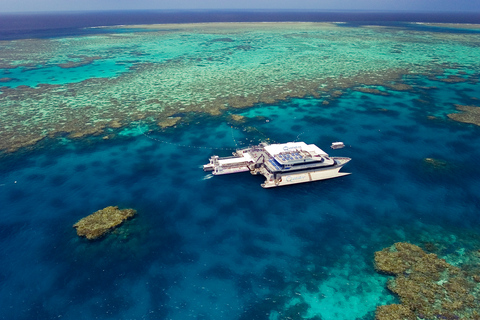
[1,22,480,152]
[375,304,415,320]
[73,206,137,240]
[228,114,247,124]
[448,104,480,126]
[423,157,451,171]
[353,86,390,96]
[158,116,181,129]
[374,242,480,320]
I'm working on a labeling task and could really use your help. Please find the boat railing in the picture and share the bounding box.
[215,155,244,161]
[220,162,250,168]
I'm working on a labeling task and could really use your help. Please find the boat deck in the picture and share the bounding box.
[203,141,350,188]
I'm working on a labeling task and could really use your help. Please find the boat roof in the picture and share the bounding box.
[218,153,253,165]
[264,142,328,157]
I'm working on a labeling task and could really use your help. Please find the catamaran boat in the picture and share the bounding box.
[203,141,351,188]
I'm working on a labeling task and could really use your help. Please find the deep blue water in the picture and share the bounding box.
[1,10,480,320]
[1,10,480,40]
[1,72,480,319]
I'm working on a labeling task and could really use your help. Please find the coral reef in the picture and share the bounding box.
[353,87,390,96]
[229,114,247,124]
[436,75,468,83]
[423,157,450,170]
[1,23,480,152]
[375,304,415,320]
[448,104,480,126]
[73,206,136,240]
[374,242,480,320]
[58,55,102,69]
[158,117,181,129]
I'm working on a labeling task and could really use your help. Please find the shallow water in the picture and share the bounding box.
[2,21,480,151]
[1,20,480,320]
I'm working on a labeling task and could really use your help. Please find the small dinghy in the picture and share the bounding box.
[331,142,345,149]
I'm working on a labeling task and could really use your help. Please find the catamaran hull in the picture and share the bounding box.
[212,166,250,175]
[261,165,350,188]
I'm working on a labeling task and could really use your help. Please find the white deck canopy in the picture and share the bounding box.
[217,153,253,165]
[263,142,328,157]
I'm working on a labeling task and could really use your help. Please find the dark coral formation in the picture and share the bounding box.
[423,157,450,170]
[353,86,390,96]
[228,114,247,124]
[158,116,181,129]
[375,304,415,320]
[58,55,102,69]
[374,242,480,320]
[448,104,480,126]
[436,75,468,83]
[73,206,136,240]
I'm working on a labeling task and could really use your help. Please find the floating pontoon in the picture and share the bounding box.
[203,142,351,188]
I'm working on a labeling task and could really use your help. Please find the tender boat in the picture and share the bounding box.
[331,142,345,149]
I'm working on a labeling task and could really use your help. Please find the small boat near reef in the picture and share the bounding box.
[203,141,351,188]
[331,141,345,149]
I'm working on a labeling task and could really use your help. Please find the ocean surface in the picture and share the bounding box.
[1,10,480,320]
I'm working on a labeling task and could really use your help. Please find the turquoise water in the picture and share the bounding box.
[1,73,480,319]
[1,21,480,320]
[0,60,131,88]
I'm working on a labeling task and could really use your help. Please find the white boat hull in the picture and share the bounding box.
[261,165,350,188]
[212,166,250,175]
